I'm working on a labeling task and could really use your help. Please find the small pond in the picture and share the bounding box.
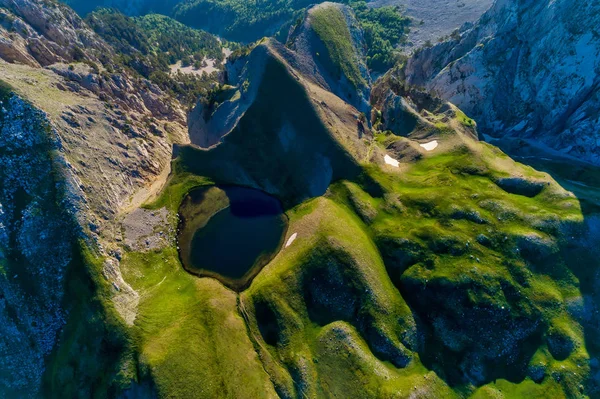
[178,186,287,290]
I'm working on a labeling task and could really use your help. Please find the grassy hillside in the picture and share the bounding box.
[100,38,599,397]
[114,104,596,397]
[309,5,367,90]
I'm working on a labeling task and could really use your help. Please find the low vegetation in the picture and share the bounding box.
[86,8,226,106]
[114,126,594,397]
[345,1,410,72]
[173,0,316,42]
[310,5,367,89]
[108,45,597,395]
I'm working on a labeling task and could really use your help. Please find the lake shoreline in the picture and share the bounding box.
[177,185,289,292]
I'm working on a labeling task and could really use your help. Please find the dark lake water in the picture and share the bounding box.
[178,186,287,290]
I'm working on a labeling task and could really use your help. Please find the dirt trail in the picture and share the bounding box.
[120,160,171,215]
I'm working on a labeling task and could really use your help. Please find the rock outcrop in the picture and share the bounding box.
[402,0,600,164]
[286,2,372,115]
[0,1,189,394]
[0,93,75,397]
[190,3,372,150]
[183,37,372,205]
[0,0,188,221]
[0,0,110,66]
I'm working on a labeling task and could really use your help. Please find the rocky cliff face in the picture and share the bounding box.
[0,0,189,394]
[0,0,110,66]
[0,92,76,397]
[402,0,600,164]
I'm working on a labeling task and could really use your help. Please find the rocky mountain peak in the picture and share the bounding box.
[0,0,109,66]
[401,0,600,164]
[286,2,372,115]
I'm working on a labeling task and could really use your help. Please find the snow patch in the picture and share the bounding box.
[384,154,400,167]
[420,140,439,151]
[286,233,298,248]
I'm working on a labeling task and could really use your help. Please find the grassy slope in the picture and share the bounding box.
[240,135,587,397]
[116,115,593,398]
[362,139,588,396]
[72,25,595,398]
[309,5,366,90]
[240,196,456,398]
[117,175,278,397]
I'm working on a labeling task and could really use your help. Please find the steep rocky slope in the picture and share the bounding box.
[370,0,494,49]
[0,90,75,397]
[1,1,599,398]
[400,0,600,164]
[0,0,189,395]
[190,3,372,150]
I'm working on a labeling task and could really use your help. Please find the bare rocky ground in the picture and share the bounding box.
[370,0,494,49]
[122,207,173,252]
[0,1,190,393]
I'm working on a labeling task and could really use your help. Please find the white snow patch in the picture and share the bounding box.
[420,140,439,151]
[285,233,298,248]
[384,154,400,167]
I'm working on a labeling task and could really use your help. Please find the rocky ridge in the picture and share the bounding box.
[286,2,372,115]
[401,0,600,164]
[189,2,374,153]
[0,0,190,394]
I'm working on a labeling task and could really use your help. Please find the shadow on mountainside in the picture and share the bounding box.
[176,54,380,208]
[492,139,600,396]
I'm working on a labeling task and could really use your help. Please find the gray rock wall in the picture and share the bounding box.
[403,0,600,164]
